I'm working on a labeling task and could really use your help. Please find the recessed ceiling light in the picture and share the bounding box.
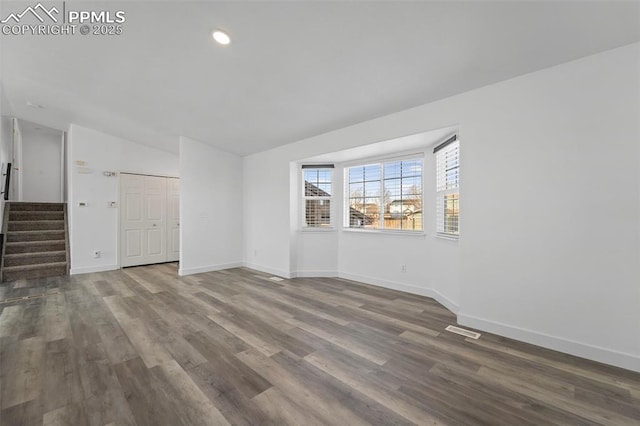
[212,29,231,45]
[26,101,44,109]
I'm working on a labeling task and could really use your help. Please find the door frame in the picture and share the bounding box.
[60,131,66,202]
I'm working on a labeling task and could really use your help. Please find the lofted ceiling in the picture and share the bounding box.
[1,1,639,155]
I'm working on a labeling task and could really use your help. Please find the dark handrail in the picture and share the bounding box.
[2,163,11,201]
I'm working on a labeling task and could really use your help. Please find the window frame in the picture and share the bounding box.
[301,166,335,230]
[435,137,460,239]
[343,154,425,234]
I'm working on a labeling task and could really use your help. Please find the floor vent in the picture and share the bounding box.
[269,276,284,282]
[445,325,481,340]
[0,290,60,304]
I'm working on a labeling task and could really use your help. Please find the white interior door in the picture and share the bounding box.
[120,174,168,267]
[166,177,180,262]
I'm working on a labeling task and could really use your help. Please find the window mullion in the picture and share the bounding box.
[345,157,423,232]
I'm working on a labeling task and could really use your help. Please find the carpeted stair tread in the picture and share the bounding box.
[5,240,66,254]
[8,203,64,211]
[2,262,68,281]
[4,251,67,267]
[6,239,65,245]
[8,220,65,223]
[5,250,66,257]
[8,220,65,231]
[9,211,65,221]
[3,261,67,272]
[7,230,66,242]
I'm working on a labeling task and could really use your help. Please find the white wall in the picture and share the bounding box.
[67,124,179,274]
[243,148,294,277]
[11,118,21,201]
[0,116,12,222]
[243,43,640,371]
[0,117,11,170]
[179,136,243,275]
[21,124,62,202]
[295,231,339,276]
[456,44,640,372]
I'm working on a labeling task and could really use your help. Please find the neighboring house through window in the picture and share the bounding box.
[302,165,333,228]
[345,157,423,231]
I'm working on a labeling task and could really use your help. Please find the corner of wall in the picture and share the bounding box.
[338,271,459,314]
[178,262,243,276]
[242,261,294,279]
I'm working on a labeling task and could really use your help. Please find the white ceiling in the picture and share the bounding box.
[1,1,639,155]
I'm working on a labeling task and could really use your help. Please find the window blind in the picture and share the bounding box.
[436,139,460,236]
[345,158,423,231]
[303,166,333,228]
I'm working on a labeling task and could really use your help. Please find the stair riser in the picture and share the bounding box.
[9,204,64,212]
[5,242,66,254]
[8,221,65,231]
[7,232,66,242]
[2,266,67,282]
[9,212,64,221]
[4,253,67,267]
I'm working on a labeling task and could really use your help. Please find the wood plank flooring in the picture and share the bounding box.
[1,264,639,425]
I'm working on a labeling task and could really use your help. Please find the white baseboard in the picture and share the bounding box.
[458,313,640,373]
[70,264,119,275]
[242,262,293,279]
[338,271,459,314]
[179,262,242,276]
[291,270,339,278]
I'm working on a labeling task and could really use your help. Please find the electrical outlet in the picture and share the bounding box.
[92,250,101,259]
[401,264,407,273]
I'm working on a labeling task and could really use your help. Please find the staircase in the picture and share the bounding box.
[1,202,69,282]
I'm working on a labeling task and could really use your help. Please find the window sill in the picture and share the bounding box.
[300,228,337,233]
[436,233,459,241]
[342,228,426,238]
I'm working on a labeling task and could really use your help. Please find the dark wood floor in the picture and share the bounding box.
[1,264,639,426]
